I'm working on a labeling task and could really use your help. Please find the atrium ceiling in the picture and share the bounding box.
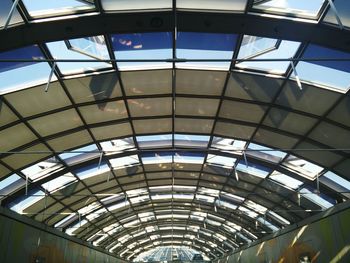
[0,0,350,261]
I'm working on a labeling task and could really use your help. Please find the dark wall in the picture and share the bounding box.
[0,207,125,263]
[218,202,350,263]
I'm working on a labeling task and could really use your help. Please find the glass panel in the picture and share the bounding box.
[4,82,70,117]
[137,134,172,148]
[263,107,317,135]
[28,109,83,137]
[74,162,110,180]
[46,36,111,75]
[236,161,271,178]
[323,0,350,29]
[122,70,172,96]
[219,100,267,123]
[175,97,219,117]
[133,118,172,134]
[214,122,256,140]
[21,157,64,182]
[276,80,341,116]
[127,97,172,117]
[100,138,135,154]
[65,72,122,103]
[212,137,246,152]
[226,72,283,103]
[268,210,290,225]
[59,144,98,164]
[309,122,350,150]
[0,174,24,198]
[101,0,172,11]
[175,118,214,134]
[0,46,54,94]
[0,123,37,152]
[282,155,324,180]
[0,102,18,127]
[176,69,226,95]
[0,0,23,28]
[247,142,287,164]
[320,171,350,198]
[174,152,205,164]
[269,170,303,190]
[257,217,279,232]
[91,123,132,141]
[112,32,172,70]
[9,189,45,214]
[177,0,247,11]
[66,36,109,60]
[176,32,237,70]
[109,155,140,169]
[236,35,300,74]
[295,44,350,92]
[300,187,334,209]
[41,172,77,193]
[253,0,326,19]
[22,0,95,18]
[79,101,128,124]
[175,134,210,148]
[206,154,236,168]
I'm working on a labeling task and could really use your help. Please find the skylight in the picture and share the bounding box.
[41,172,77,193]
[236,35,300,74]
[300,187,334,209]
[294,44,350,92]
[269,170,303,190]
[0,0,23,29]
[252,0,326,19]
[282,155,323,180]
[46,36,111,75]
[247,143,287,164]
[21,0,95,18]
[0,174,24,199]
[206,154,236,168]
[112,32,172,70]
[211,137,246,152]
[320,171,350,198]
[21,157,63,182]
[100,138,135,154]
[101,0,172,11]
[59,144,99,165]
[0,45,54,94]
[176,32,237,70]
[236,161,271,178]
[177,0,247,11]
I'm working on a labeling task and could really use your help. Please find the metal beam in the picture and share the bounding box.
[0,12,350,53]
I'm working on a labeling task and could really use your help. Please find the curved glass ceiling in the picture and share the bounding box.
[0,0,350,261]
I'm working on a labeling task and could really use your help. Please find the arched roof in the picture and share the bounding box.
[0,0,350,261]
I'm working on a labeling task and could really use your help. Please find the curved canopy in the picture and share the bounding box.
[0,0,350,261]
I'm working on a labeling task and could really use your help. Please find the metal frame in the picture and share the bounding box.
[1,1,350,261]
